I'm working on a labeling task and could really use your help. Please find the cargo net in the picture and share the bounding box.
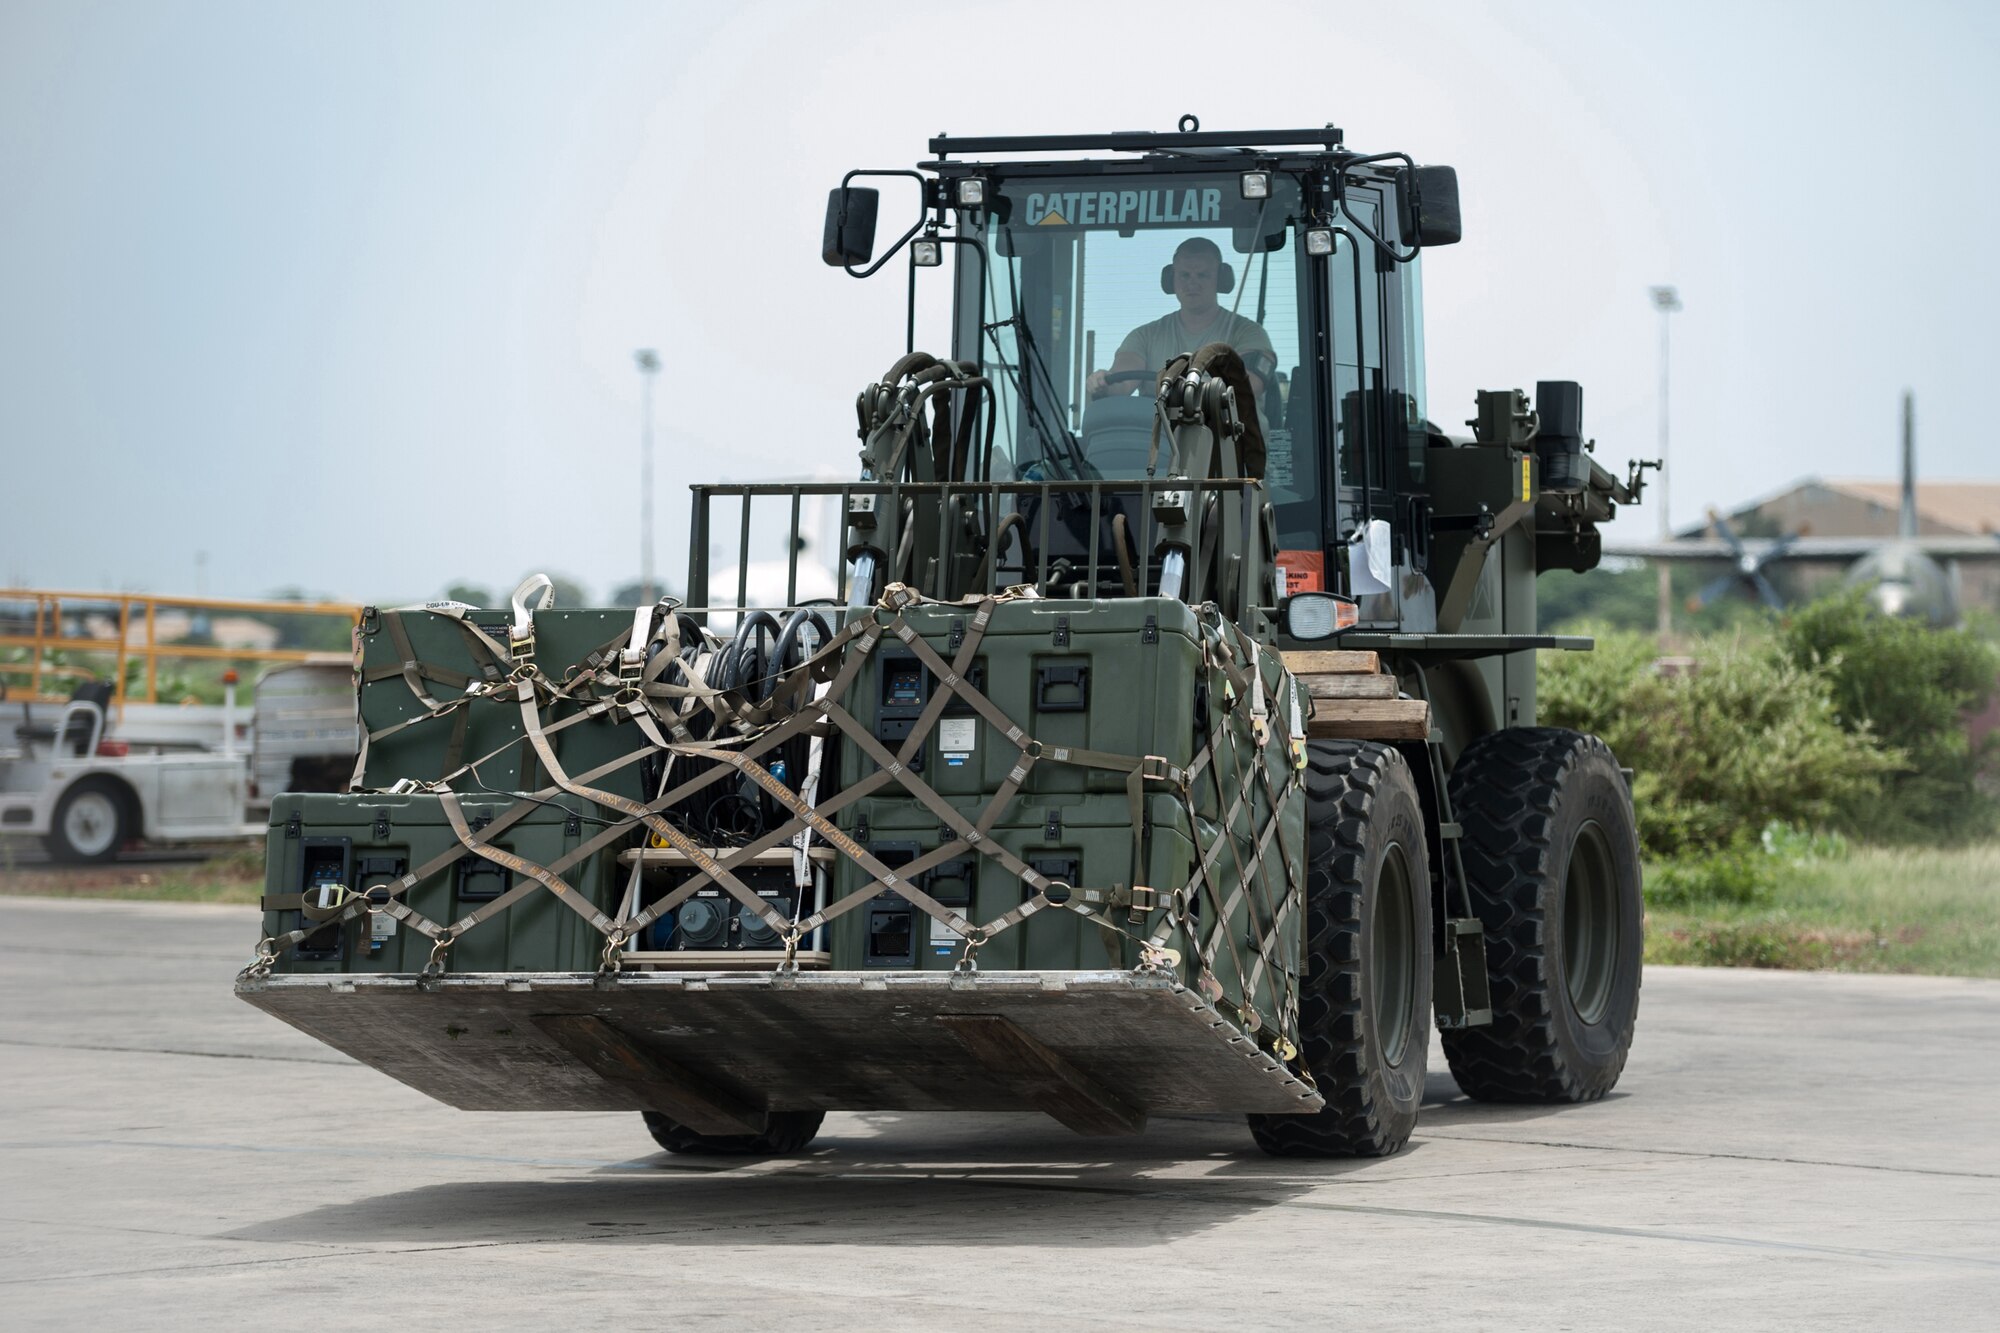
[247,583,1309,1059]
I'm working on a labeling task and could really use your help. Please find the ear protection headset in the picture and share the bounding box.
[1160,261,1236,295]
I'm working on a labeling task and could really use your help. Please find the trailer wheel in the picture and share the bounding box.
[1249,741,1432,1158]
[642,1110,825,1157]
[45,778,129,864]
[1442,728,1642,1103]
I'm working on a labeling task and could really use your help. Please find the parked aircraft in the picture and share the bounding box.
[1604,393,2000,625]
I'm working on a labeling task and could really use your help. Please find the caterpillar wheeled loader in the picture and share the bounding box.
[237,119,1652,1159]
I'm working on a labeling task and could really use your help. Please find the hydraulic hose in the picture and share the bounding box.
[1195,491,1223,603]
[773,608,833,678]
[892,499,917,584]
[983,512,1028,592]
[723,610,783,702]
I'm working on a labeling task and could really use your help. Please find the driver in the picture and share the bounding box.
[1087,236,1275,400]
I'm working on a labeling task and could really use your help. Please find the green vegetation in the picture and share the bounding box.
[1645,839,2000,978]
[2,645,212,704]
[0,847,261,904]
[1540,589,2000,977]
[1540,623,1901,857]
[1778,593,2000,842]
[1543,592,1999,855]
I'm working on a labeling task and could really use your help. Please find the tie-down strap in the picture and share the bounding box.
[254,584,1305,1057]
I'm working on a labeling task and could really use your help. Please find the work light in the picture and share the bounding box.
[1282,592,1359,640]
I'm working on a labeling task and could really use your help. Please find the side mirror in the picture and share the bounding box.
[822,187,880,267]
[1399,165,1462,247]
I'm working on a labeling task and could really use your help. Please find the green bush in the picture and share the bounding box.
[1541,625,1899,858]
[1777,591,2000,843]
[1646,846,1778,907]
[1760,819,1849,864]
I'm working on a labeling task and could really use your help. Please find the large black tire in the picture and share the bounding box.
[1249,741,1432,1158]
[642,1110,825,1157]
[1442,727,1643,1103]
[45,777,129,864]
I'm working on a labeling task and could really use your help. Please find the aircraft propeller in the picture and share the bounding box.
[1685,507,1805,612]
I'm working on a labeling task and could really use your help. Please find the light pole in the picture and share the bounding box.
[634,348,661,602]
[1649,285,1682,641]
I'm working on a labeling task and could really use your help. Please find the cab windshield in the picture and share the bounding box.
[959,173,1312,504]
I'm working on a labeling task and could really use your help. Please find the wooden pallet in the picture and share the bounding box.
[1281,649,1431,742]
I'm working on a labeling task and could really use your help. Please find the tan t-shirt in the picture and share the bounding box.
[1116,308,1275,375]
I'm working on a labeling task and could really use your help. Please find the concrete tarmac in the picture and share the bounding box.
[2,896,1996,1330]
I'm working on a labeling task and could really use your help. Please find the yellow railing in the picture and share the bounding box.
[0,588,362,714]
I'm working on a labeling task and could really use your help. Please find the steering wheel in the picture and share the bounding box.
[1099,368,1156,388]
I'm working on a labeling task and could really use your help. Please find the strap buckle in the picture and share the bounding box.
[509,574,553,663]
[301,882,353,922]
[952,925,986,974]
[598,928,629,975]
[242,936,279,980]
[422,929,457,979]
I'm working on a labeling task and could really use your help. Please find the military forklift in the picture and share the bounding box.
[237,119,1648,1160]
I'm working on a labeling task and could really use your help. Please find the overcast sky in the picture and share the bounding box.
[3,0,1995,603]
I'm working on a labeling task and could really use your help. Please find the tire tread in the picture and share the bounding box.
[642,1110,825,1156]
[1250,741,1425,1158]
[1441,727,1638,1104]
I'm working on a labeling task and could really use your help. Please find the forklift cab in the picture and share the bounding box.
[825,130,1452,628]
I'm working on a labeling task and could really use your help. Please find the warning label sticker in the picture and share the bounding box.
[930,917,958,955]
[938,718,977,752]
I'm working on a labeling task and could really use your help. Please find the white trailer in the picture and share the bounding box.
[0,660,355,862]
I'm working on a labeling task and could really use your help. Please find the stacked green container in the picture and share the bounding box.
[260,791,616,975]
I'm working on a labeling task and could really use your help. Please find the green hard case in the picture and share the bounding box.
[261,791,618,975]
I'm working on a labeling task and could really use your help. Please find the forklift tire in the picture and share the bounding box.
[1249,741,1432,1158]
[45,778,129,864]
[1441,728,1642,1103]
[642,1110,825,1157]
